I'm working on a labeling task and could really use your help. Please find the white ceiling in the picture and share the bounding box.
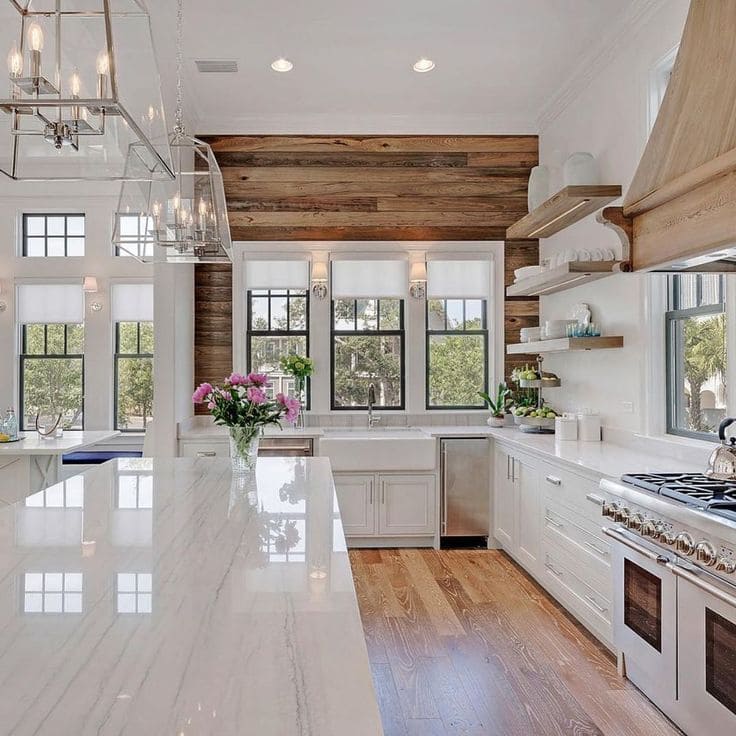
[147,0,642,135]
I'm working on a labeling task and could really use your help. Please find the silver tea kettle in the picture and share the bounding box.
[706,417,736,480]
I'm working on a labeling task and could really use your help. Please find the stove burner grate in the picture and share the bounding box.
[621,472,736,519]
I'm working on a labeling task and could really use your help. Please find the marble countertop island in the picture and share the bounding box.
[0,457,383,736]
[0,430,119,455]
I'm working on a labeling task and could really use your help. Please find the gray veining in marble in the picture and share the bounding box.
[0,457,383,736]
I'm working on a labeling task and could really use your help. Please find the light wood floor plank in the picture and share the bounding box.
[350,549,681,736]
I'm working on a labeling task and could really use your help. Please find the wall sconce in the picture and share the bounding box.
[311,261,329,300]
[0,281,6,313]
[83,276,103,312]
[409,262,427,299]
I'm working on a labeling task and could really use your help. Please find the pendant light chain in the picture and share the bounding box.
[174,0,184,134]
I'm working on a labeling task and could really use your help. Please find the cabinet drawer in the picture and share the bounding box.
[539,462,604,524]
[544,502,611,595]
[543,499,611,571]
[180,441,228,458]
[543,545,612,628]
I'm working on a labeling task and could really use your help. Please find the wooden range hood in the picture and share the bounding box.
[603,0,736,272]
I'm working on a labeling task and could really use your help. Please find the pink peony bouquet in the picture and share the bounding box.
[192,372,301,436]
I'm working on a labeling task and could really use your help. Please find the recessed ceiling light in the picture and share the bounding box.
[413,58,435,73]
[271,58,294,73]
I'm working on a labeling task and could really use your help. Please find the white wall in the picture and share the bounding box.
[0,179,197,453]
[537,0,689,433]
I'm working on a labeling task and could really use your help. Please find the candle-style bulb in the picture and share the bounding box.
[28,23,44,52]
[7,44,22,77]
[96,51,109,76]
[70,68,81,97]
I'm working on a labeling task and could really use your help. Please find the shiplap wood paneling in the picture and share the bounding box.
[194,135,539,390]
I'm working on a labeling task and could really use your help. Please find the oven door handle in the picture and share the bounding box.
[668,562,736,609]
[602,526,669,565]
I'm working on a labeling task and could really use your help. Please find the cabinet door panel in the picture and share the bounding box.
[379,474,436,536]
[334,473,376,537]
[493,447,515,549]
[516,456,540,573]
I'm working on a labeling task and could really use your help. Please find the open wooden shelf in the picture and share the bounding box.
[506,260,630,297]
[506,185,622,239]
[506,336,624,355]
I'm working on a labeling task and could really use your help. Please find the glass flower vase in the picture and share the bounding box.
[294,376,306,429]
[229,426,260,474]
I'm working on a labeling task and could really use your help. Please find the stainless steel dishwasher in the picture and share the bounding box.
[440,438,490,541]
[258,437,313,457]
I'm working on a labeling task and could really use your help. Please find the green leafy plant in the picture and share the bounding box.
[479,382,511,418]
[279,354,314,380]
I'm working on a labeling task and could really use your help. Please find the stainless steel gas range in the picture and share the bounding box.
[596,472,736,736]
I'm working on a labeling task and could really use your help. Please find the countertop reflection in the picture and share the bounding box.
[0,457,383,736]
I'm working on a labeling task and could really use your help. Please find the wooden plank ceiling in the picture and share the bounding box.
[194,135,539,397]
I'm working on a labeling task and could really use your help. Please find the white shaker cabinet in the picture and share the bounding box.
[333,471,436,546]
[492,443,541,575]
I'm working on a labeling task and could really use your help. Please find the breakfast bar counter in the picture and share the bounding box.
[0,457,383,736]
[0,430,119,501]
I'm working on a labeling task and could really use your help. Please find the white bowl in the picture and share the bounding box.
[514,265,541,282]
[541,319,575,340]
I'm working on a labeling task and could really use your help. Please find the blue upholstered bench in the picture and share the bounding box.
[62,451,143,465]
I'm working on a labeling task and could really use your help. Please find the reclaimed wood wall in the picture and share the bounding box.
[194,135,539,397]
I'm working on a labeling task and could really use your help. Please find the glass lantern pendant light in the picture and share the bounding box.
[0,1,173,181]
[112,0,232,263]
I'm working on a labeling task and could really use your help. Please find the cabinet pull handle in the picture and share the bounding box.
[586,493,605,506]
[511,458,516,483]
[369,480,373,505]
[506,455,510,480]
[545,475,562,486]
[197,451,217,457]
[545,515,563,529]
[545,561,563,577]
[584,594,608,614]
[381,481,385,505]
[584,541,609,556]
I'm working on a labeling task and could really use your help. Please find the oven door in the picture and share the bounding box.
[604,526,677,710]
[674,562,736,736]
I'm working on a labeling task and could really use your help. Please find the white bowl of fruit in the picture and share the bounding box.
[512,405,559,430]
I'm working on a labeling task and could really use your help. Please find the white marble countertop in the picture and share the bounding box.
[0,457,383,736]
[480,426,707,477]
[0,430,119,456]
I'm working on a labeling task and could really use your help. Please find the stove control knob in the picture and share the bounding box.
[715,557,736,574]
[694,541,718,566]
[614,506,631,523]
[640,520,657,537]
[626,513,643,531]
[659,530,676,545]
[675,532,695,556]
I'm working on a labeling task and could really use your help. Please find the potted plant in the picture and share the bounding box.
[479,383,511,427]
[279,354,314,429]
[192,372,300,473]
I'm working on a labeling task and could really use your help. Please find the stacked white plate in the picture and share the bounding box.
[514,265,542,282]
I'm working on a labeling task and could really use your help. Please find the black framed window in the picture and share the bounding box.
[331,298,404,409]
[23,214,85,257]
[666,274,726,440]
[426,298,488,409]
[246,289,309,401]
[20,323,84,431]
[115,322,154,432]
[115,214,154,258]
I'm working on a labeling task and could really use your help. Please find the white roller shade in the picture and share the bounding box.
[245,260,310,290]
[332,260,407,298]
[427,260,491,298]
[17,284,84,324]
[112,283,154,322]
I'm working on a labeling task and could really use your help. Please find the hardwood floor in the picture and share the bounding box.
[349,549,681,736]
